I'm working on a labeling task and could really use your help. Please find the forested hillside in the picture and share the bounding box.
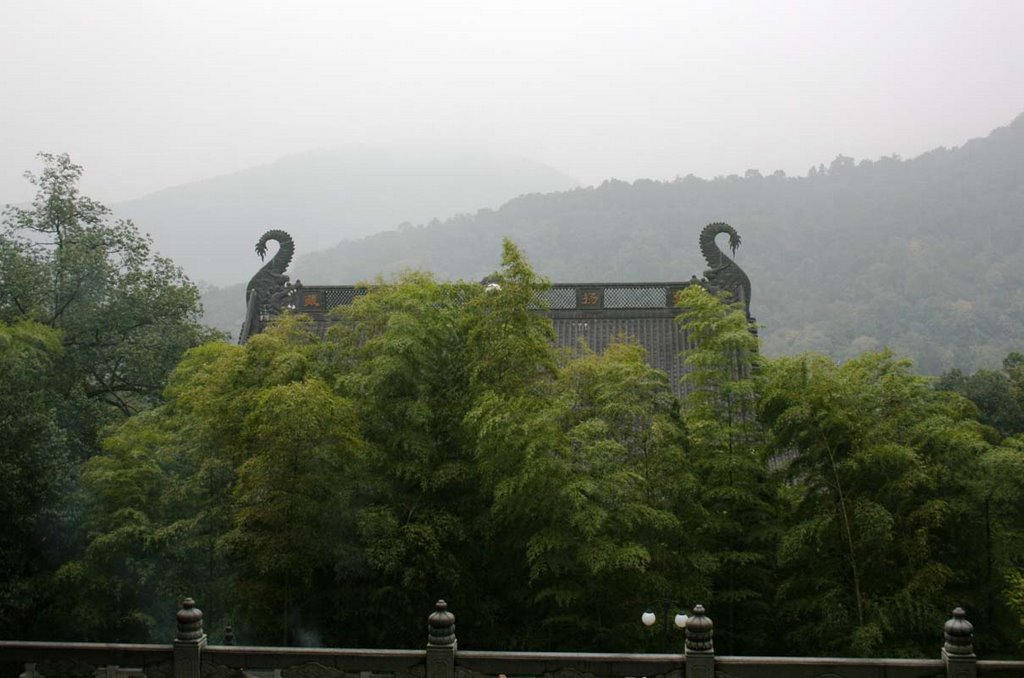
[233,113,1024,374]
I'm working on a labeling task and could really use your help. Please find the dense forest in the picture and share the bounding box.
[204,112,1024,375]
[3,154,1024,659]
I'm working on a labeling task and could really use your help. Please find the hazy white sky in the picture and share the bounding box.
[2,0,1023,204]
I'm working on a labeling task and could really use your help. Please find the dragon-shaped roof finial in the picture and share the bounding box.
[246,229,295,304]
[699,222,752,319]
[240,230,297,342]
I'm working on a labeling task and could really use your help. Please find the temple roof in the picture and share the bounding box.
[239,223,753,396]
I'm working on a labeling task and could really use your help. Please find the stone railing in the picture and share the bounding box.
[3,600,1022,678]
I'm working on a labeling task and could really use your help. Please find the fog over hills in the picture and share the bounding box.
[113,146,578,286]
[206,113,1024,374]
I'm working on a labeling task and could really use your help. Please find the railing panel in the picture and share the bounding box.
[714,656,944,678]
[456,650,682,678]
[201,646,425,678]
[0,641,174,678]
[976,659,1024,677]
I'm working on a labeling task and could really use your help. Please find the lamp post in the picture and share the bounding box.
[641,596,688,644]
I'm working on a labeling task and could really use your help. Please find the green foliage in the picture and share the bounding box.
[224,377,362,645]
[677,286,760,439]
[0,155,213,640]
[57,346,239,641]
[10,199,1024,657]
[936,366,1024,439]
[675,287,775,654]
[473,340,697,649]
[0,153,213,441]
[979,436,1024,649]
[324,271,489,645]
[1007,569,1024,647]
[759,351,994,655]
[467,239,557,393]
[67,242,706,651]
[59,317,361,643]
[0,321,73,638]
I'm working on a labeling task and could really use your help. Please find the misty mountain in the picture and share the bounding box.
[114,147,578,286]
[208,114,1024,374]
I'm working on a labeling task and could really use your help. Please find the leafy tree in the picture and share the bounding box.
[498,341,700,651]
[977,435,1024,650]
[675,286,776,654]
[932,353,1024,650]
[323,273,492,646]
[0,153,212,434]
[936,362,1024,439]
[759,351,992,655]
[0,154,214,641]
[0,321,73,638]
[159,315,365,646]
[55,405,187,641]
[1007,569,1024,648]
[323,242,566,648]
[318,242,702,650]
[1003,352,1024,393]
[54,338,246,642]
[676,286,760,446]
[467,238,558,394]
[223,377,363,645]
[62,316,365,644]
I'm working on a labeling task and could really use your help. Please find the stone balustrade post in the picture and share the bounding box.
[684,604,714,678]
[174,598,207,678]
[426,600,456,678]
[942,607,976,678]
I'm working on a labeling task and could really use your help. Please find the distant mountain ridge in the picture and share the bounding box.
[114,146,578,286]
[251,113,1022,374]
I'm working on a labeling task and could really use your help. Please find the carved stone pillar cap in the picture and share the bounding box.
[428,600,456,646]
[686,605,712,633]
[685,604,714,654]
[176,598,205,641]
[943,607,974,656]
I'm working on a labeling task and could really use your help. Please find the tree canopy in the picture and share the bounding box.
[44,247,1024,656]
[0,154,213,639]
[1,153,213,419]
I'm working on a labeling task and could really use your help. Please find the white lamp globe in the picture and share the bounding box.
[674,613,688,629]
[641,610,656,627]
